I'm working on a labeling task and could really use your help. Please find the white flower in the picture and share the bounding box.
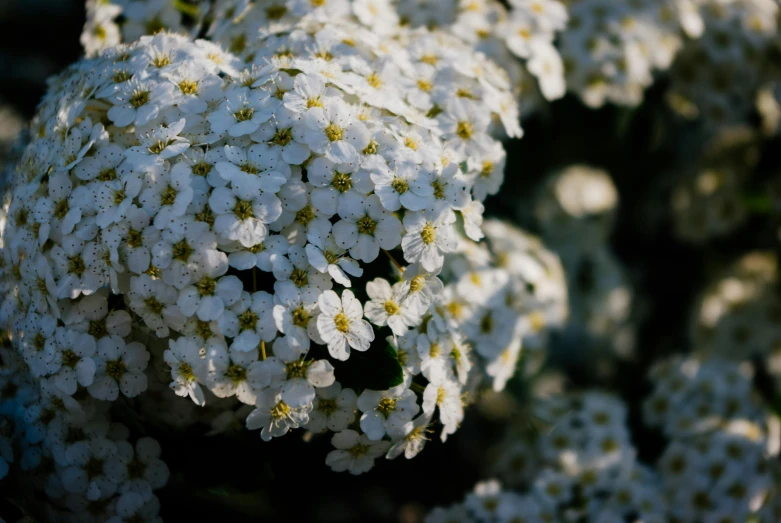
[209,183,282,248]
[308,156,373,219]
[325,430,390,475]
[125,118,190,169]
[220,290,277,352]
[205,341,259,405]
[106,437,169,500]
[332,194,403,263]
[128,274,184,337]
[46,328,97,396]
[214,143,288,193]
[138,163,194,229]
[305,238,363,287]
[274,245,334,306]
[316,289,375,361]
[402,205,459,272]
[62,437,119,500]
[19,312,57,377]
[387,413,433,460]
[251,107,312,165]
[94,171,144,229]
[399,265,444,312]
[306,383,358,433]
[527,40,565,100]
[423,373,464,442]
[250,337,335,407]
[162,61,223,114]
[272,284,320,352]
[246,388,311,441]
[208,87,274,137]
[151,220,217,289]
[227,234,290,278]
[364,278,419,335]
[439,98,490,158]
[177,251,242,322]
[164,337,207,406]
[370,159,435,212]
[107,74,174,128]
[352,0,400,35]
[304,99,371,165]
[357,384,420,441]
[283,73,328,114]
[88,336,150,401]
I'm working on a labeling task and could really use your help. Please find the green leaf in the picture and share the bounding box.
[173,0,201,18]
[334,342,404,391]
[741,192,772,214]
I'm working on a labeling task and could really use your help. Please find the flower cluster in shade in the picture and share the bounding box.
[427,392,668,523]
[0,343,169,522]
[644,355,781,522]
[426,354,781,523]
[666,0,779,128]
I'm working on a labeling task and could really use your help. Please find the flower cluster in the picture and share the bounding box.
[690,251,781,376]
[645,355,780,522]
[0,343,169,521]
[428,392,668,523]
[668,126,759,243]
[440,219,568,392]
[532,166,637,376]
[667,0,779,128]
[559,0,686,108]
[644,355,773,441]
[392,0,568,115]
[429,0,568,108]
[82,0,207,56]
[83,0,568,118]
[1,11,525,493]
[428,357,781,523]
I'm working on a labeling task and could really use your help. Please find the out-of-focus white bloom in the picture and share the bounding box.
[559,0,687,108]
[534,165,619,255]
[667,0,779,129]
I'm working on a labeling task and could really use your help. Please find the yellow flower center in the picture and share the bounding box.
[325,124,343,142]
[179,79,198,95]
[334,312,350,333]
[456,121,473,140]
[420,224,436,245]
[234,107,255,122]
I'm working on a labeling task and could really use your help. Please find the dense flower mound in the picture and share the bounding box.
[428,392,668,523]
[667,126,759,243]
[644,355,774,440]
[0,343,169,522]
[559,0,687,108]
[0,20,533,514]
[667,0,779,128]
[690,251,781,371]
[428,357,781,523]
[439,219,568,393]
[645,355,781,522]
[391,0,569,111]
[82,0,567,117]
